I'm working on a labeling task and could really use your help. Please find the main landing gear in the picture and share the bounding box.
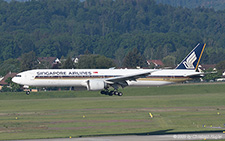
[100,90,123,96]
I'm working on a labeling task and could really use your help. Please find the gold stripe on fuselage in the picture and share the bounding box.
[35,76,191,82]
[138,77,191,82]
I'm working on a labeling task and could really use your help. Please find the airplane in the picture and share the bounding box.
[12,43,206,96]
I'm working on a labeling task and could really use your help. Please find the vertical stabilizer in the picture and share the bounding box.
[176,43,206,70]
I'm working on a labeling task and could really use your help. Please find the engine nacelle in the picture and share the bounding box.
[86,80,107,91]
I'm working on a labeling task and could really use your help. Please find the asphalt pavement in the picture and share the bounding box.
[12,132,225,141]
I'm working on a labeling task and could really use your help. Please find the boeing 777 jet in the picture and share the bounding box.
[12,43,206,96]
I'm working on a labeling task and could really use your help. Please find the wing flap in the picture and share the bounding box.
[105,71,155,83]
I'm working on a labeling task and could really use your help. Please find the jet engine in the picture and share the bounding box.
[86,80,107,91]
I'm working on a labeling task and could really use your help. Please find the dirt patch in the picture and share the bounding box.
[48,124,149,131]
[50,119,150,124]
[138,106,225,112]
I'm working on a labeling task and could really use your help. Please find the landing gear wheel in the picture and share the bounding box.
[100,90,106,94]
[109,91,114,96]
[118,92,123,96]
[100,90,109,95]
[26,91,30,95]
[114,91,119,95]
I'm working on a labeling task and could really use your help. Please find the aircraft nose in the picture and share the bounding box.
[12,76,21,84]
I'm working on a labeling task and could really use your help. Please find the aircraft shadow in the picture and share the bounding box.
[78,129,224,137]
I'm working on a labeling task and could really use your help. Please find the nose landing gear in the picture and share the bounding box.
[25,90,30,95]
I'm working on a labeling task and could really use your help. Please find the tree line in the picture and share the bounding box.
[156,0,225,11]
[0,0,225,75]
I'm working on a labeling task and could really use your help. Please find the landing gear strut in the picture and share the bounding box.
[100,90,123,96]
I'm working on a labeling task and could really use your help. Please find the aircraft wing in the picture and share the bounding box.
[104,70,156,87]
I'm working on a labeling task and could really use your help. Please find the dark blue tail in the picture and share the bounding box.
[176,43,206,70]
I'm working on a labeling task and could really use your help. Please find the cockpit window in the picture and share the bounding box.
[15,75,22,77]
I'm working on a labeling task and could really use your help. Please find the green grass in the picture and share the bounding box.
[0,83,225,140]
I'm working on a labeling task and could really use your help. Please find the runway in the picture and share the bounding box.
[13,132,225,141]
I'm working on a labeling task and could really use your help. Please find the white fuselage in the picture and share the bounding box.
[12,69,200,89]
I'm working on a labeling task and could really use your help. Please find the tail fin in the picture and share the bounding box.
[176,43,206,70]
